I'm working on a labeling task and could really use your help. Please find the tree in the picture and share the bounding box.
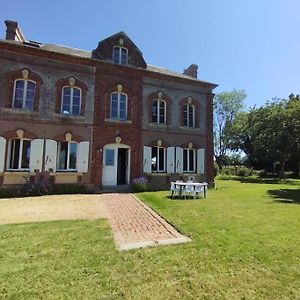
[213,89,246,169]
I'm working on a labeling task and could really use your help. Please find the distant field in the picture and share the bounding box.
[1,179,300,299]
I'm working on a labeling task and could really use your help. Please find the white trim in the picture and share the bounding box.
[183,103,195,128]
[12,79,36,110]
[57,141,78,171]
[61,86,82,116]
[151,146,166,173]
[7,138,31,171]
[112,46,128,64]
[110,92,128,120]
[183,148,196,173]
[152,99,166,124]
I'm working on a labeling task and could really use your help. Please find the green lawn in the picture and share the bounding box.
[1,179,300,299]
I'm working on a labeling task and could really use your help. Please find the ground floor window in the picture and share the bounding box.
[151,147,165,172]
[8,139,31,170]
[57,141,77,171]
[183,149,196,172]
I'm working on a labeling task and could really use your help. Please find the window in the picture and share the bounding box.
[110,92,127,120]
[8,139,31,170]
[12,80,36,110]
[151,147,165,172]
[61,87,81,116]
[152,99,166,124]
[57,142,77,171]
[183,149,196,172]
[183,104,195,127]
[105,149,115,166]
[113,47,128,65]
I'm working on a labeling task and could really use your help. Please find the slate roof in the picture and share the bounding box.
[0,38,217,87]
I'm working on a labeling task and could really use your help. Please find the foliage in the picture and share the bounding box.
[131,176,149,192]
[213,89,246,169]
[1,180,300,298]
[226,95,300,177]
[220,165,253,177]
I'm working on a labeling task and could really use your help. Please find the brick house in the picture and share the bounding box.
[0,20,217,191]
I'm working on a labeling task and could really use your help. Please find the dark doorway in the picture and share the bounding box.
[117,148,128,185]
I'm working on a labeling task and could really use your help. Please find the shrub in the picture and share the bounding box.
[236,166,253,177]
[131,177,148,192]
[214,162,219,177]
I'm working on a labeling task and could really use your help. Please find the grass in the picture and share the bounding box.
[1,179,300,299]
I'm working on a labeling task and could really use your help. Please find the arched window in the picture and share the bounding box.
[12,79,36,110]
[61,86,81,116]
[57,141,78,171]
[183,148,196,172]
[110,92,128,120]
[113,47,128,65]
[151,146,166,172]
[183,103,195,127]
[152,99,166,124]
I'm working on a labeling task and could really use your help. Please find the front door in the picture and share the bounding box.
[102,144,130,186]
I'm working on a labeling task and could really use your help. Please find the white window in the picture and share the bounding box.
[57,141,77,171]
[113,47,128,65]
[151,147,165,172]
[183,149,196,172]
[152,99,166,124]
[110,92,127,120]
[61,86,81,116]
[183,104,195,127]
[7,139,31,170]
[12,79,36,110]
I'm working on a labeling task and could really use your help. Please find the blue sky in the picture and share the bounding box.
[1,0,299,108]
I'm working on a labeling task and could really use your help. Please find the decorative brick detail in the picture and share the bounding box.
[5,68,43,111]
[147,92,172,125]
[179,97,200,128]
[55,77,87,116]
[147,139,171,148]
[180,141,200,149]
[3,130,37,140]
[52,132,83,142]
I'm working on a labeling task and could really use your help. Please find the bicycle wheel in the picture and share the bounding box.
[12,186,26,198]
[38,183,52,196]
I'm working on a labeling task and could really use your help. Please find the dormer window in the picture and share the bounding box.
[113,47,128,65]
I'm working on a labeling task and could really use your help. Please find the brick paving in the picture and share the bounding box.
[103,193,190,250]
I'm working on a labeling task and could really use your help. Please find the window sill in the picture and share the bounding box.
[55,113,85,120]
[148,123,171,129]
[53,171,83,175]
[179,126,199,130]
[150,172,167,176]
[1,108,39,116]
[4,171,33,175]
[105,118,132,124]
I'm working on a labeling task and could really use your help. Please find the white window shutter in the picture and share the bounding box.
[0,137,6,173]
[29,139,44,172]
[143,146,152,173]
[77,141,90,173]
[167,147,175,174]
[45,139,57,172]
[175,147,183,173]
[197,148,205,174]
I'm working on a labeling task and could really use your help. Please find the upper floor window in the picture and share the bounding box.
[183,103,195,127]
[113,47,128,65]
[7,138,31,170]
[57,141,77,171]
[151,146,165,172]
[110,92,127,120]
[183,148,196,172]
[152,99,166,124]
[12,80,36,111]
[61,86,81,116]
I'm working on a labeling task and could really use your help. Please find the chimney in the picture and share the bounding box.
[5,20,25,42]
[183,64,198,78]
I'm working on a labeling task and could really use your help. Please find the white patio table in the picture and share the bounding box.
[171,182,208,199]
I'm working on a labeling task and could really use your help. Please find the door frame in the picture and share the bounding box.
[102,143,130,186]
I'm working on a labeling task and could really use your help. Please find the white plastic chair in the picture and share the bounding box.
[195,184,204,199]
[183,184,195,199]
[170,182,180,198]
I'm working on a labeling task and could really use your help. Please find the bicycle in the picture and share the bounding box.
[13,176,52,197]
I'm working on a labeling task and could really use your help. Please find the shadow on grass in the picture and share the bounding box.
[218,175,298,185]
[268,189,300,204]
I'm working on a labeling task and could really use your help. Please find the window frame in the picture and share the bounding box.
[151,146,166,173]
[152,99,166,124]
[110,92,128,120]
[7,138,31,171]
[12,79,36,111]
[183,103,195,128]
[61,86,82,116]
[183,148,196,173]
[57,141,78,171]
[112,46,128,65]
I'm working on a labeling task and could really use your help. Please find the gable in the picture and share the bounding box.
[92,32,147,69]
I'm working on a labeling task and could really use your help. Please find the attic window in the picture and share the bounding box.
[113,46,128,65]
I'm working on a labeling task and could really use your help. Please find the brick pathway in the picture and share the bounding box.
[103,194,190,251]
